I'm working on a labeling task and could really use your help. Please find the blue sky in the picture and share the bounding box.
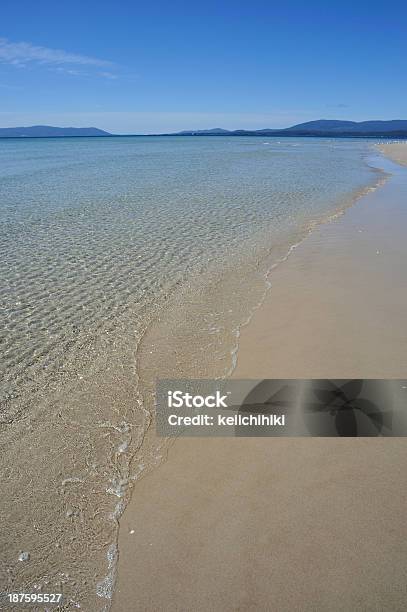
[1,0,406,133]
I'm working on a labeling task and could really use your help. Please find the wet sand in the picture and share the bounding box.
[112,145,407,611]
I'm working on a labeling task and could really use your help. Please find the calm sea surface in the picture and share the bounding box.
[0,136,378,413]
[0,136,380,608]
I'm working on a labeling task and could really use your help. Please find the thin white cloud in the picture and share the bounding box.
[0,82,22,90]
[54,66,85,76]
[0,37,113,72]
[97,71,118,80]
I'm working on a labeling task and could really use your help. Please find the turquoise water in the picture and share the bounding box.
[0,136,378,417]
[0,136,381,608]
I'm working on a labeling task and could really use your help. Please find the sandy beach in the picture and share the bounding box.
[380,143,407,167]
[112,144,407,611]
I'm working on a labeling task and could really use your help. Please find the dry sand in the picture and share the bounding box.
[379,142,407,167]
[112,144,407,612]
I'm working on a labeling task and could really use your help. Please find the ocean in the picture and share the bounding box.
[0,136,381,609]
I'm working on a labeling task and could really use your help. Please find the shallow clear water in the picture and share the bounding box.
[0,136,377,415]
[0,136,380,608]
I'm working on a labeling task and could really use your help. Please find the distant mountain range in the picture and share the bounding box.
[1,120,407,139]
[0,125,112,138]
[170,120,407,138]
